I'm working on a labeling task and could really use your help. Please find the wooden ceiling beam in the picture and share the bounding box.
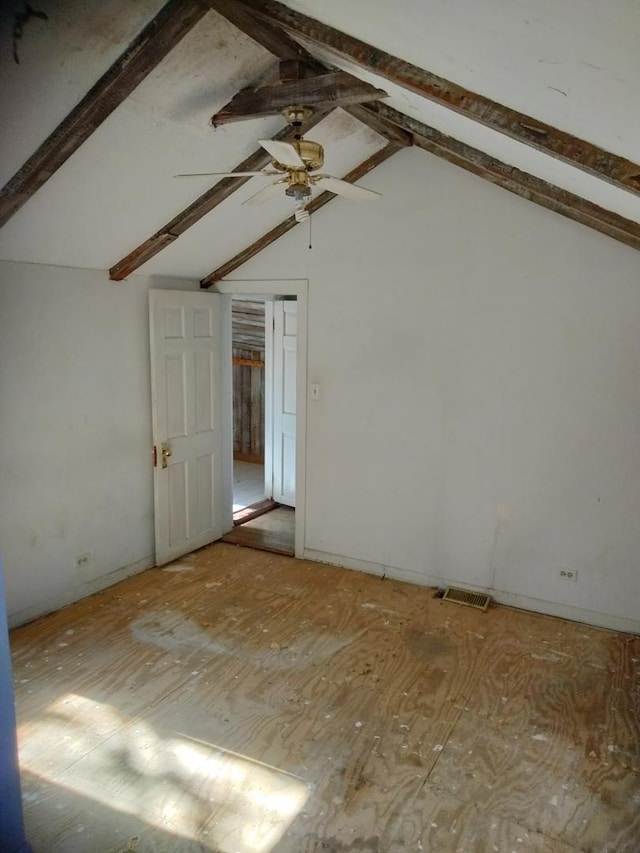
[209,0,386,126]
[235,0,640,197]
[278,58,321,82]
[0,0,211,229]
[363,103,640,253]
[343,103,412,148]
[109,2,399,279]
[200,142,400,287]
[211,70,387,125]
[207,0,314,62]
[109,108,327,280]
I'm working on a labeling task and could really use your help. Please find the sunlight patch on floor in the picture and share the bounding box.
[19,693,310,852]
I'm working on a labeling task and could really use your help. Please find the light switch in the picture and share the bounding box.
[311,383,321,400]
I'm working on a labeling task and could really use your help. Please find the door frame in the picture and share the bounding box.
[215,280,308,559]
[264,298,298,508]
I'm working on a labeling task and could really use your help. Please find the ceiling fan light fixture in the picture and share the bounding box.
[286,183,311,202]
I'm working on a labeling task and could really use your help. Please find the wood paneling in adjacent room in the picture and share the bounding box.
[232,300,265,463]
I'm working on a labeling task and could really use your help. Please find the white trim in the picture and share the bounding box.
[303,547,640,635]
[263,301,274,499]
[216,279,309,297]
[219,296,234,533]
[295,292,308,557]
[8,556,154,629]
[216,280,308,558]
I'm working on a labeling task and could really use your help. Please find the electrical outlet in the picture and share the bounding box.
[558,568,578,582]
[74,552,91,570]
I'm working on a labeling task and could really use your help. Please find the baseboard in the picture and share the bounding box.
[233,452,264,464]
[485,588,640,635]
[302,548,640,635]
[8,555,154,629]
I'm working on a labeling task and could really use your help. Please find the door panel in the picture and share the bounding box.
[166,353,187,437]
[195,350,215,433]
[272,301,297,507]
[150,290,223,565]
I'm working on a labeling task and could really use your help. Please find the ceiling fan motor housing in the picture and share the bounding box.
[295,139,324,170]
[272,139,324,172]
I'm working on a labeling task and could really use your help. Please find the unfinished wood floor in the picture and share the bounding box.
[11,544,640,853]
[223,507,295,556]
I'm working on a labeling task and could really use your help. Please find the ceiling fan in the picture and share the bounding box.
[175,107,381,220]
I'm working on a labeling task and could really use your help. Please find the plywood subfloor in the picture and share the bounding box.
[223,506,295,555]
[10,543,640,853]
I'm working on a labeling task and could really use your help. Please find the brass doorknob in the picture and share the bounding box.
[161,441,172,469]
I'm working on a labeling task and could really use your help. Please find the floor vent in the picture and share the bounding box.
[442,587,491,612]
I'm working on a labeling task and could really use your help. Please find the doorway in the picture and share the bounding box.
[229,297,267,513]
[148,281,307,567]
[224,293,299,556]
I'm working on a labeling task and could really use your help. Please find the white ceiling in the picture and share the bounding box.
[0,0,638,279]
[284,0,640,159]
[301,43,640,224]
[0,0,166,184]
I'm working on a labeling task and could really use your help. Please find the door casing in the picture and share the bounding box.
[265,299,297,507]
[216,280,308,558]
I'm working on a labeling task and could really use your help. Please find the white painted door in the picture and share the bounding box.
[272,301,297,507]
[149,290,223,565]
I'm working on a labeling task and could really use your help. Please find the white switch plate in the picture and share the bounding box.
[311,384,321,400]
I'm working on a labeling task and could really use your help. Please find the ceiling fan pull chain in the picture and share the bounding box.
[308,210,312,250]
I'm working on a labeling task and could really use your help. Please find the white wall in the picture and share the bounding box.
[233,146,640,633]
[0,262,198,626]
[2,149,639,634]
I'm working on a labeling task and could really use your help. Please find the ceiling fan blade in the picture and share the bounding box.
[314,175,381,201]
[258,139,305,169]
[242,179,288,206]
[173,170,275,178]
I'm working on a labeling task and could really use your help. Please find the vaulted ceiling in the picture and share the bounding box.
[1,0,638,287]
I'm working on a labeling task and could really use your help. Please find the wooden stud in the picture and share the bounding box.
[236,0,640,196]
[0,0,211,228]
[200,142,400,287]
